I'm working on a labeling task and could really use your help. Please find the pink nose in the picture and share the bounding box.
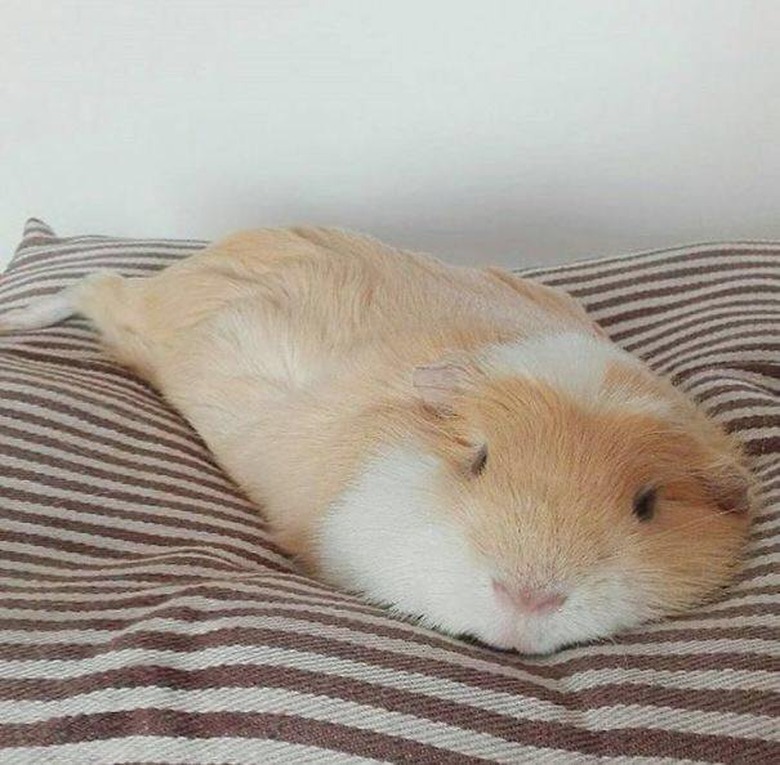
[492,580,567,614]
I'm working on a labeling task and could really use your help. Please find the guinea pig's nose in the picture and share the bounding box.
[492,579,567,614]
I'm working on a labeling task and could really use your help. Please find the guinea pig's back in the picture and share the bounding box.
[183,226,597,370]
[132,225,603,451]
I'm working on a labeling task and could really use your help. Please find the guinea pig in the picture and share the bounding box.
[0,226,753,654]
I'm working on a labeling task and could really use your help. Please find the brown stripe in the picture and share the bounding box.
[562,261,780,300]
[1,577,764,618]
[674,359,780,386]
[0,518,275,573]
[0,576,352,609]
[0,710,490,765]
[6,251,201,279]
[4,440,259,522]
[0,585,365,620]
[2,461,267,544]
[0,548,251,579]
[2,618,777,683]
[578,275,780,315]
[1,475,271,556]
[0,388,218,467]
[525,245,780,285]
[0,565,222,586]
[1,588,771,635]
[599,294,780,330]
[10,239,206,267]
[0,420,252,512]
[610,301,780,343]
[646,336,780,372]
[624,317,780,362]
[0,396,226,480]
[2,659,777,723]
[0,688,776,763]
[1,363,199,440]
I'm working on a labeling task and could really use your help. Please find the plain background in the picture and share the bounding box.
[2,0,779,270]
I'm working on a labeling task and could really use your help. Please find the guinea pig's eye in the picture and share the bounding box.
[470,444,488,477]
[632,487,657,522]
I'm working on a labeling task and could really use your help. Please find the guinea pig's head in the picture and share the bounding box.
[317,332,752,655]
[407,333,753,653]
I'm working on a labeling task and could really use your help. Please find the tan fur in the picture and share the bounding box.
[43,227,751,617]
[432,374,750,617]
[65,228,600,559]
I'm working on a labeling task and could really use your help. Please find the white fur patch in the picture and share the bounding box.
[316,447,503,640]
[315,444,653,653]
[485,332,671,418]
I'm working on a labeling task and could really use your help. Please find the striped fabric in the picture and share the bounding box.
[0,218,777,765]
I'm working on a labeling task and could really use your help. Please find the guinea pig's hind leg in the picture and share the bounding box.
[0,280,89,333]
[0,272,159,383]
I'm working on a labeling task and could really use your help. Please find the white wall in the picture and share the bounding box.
[2,0,779,270]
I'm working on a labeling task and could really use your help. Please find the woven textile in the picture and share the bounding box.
[0,219,777,764]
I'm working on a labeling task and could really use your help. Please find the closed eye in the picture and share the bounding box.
[470,444,488,477]
[633,487,657,522]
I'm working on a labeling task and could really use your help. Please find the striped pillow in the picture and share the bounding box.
[1,218,777,764]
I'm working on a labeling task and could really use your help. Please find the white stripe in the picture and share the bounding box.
[657,348,779,377]
[11,239,204,266]
[1,614,777,660]
[0,612,775,700]
[0,413,228,487]
[0,683,775,745]
[2,592,773,635]
[4,455,262,539]
[621,308,780,356]
[1,363,201,441]
[4,242,199,274]
[523,241,780,279]
[0,383,219,464]
[0,541,258,576]
[589,272,778,314]
[0,576,348,605]
[716,405,780,427]
[598,292,779,336]
[1,495,274,565]
[540,252,780,293]
[2,433,251,516]
[731,573,780,590]
[566,666,779,694]
[569,265,780,311]
[648,330,779,371]
[2,631,778,697]
[682,592,778,613]
[632,320,779,364]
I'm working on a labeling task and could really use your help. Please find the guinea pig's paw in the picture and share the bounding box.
[0,293,74,333]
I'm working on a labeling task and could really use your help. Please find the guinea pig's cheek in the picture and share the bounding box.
[314,448,498,639]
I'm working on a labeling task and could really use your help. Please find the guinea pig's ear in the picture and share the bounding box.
[700,460,752,516]
[685,422,753,516]
[412,353,477,416]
